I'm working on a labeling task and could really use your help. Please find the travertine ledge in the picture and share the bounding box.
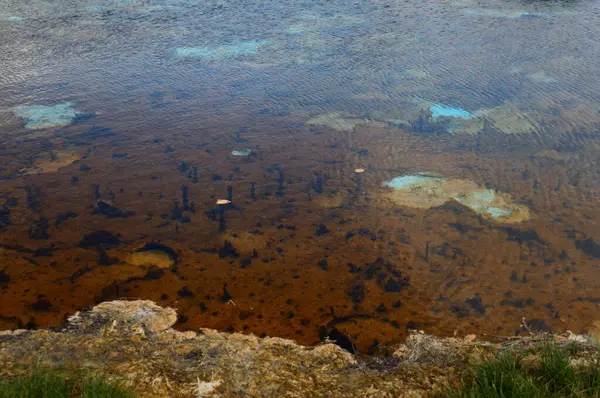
[0,300,596,397]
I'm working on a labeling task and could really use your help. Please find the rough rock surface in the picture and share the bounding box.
[67,300,178,336]
[0,300,596,397]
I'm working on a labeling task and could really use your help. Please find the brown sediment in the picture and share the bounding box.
[21,151,82,175]
[312,190,351,209]
[1,112,600,353]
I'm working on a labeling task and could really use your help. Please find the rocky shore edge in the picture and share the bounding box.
[1,300,598,397]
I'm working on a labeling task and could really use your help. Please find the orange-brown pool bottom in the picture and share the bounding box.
[1,115,600,353]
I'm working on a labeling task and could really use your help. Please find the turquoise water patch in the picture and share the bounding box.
[487,206,513,218]
[221,40,267,56]
[527,71,557,83]
[174,40,268,60]
[383,174,446,189]
[85,5,106,12]
[174,47,217,59]
[429,103,472,120]
[454,189,512,218]
[232,149,252,156]
[462,8,550,19]
[456,189,496,207]
[286,26,305,35]
[13,102,77,130]
[516,11,550,18]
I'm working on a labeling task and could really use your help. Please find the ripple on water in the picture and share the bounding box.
[0,0,598,350]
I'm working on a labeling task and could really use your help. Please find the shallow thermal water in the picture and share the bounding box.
[1,0,600,352]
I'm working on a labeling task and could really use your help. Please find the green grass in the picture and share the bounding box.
[451,344,600,398]
[78,377,135,398]
[0,369,135,398]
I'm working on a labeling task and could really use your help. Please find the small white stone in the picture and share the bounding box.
[197,378,222,397]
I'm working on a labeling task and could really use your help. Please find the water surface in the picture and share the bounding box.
[1,0,600,352]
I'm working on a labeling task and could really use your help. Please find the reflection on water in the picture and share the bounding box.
[1,0,600,352]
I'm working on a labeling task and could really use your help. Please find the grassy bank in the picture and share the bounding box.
[450,344,600,397]
[0,369,135,398]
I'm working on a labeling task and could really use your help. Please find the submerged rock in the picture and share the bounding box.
[67,300,177,336]
[373,101,482,135]
[128,251,175,269]
[307,113,384,132]
[13,102,78,130]
[382,173,531,223]
[128,243,178,268]
[375,98,543,135]
[473,103,539,135]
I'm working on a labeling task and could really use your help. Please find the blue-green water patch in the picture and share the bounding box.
[174,47,217,60]
[286,25,305,35]
[454,190,512,218]
[174,40,268,60]
[232,149,252,156]
[462,8,550,19]
[85,5,106,12]
[221,40,267,56]
[5,16,26,22]
[487,206,513,218]
[13,102,78,130]
[429,103,472,120]
[383,174,446,189]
